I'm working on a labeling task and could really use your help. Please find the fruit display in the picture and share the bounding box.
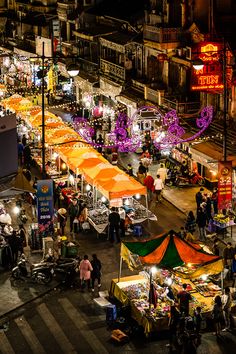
[213,213,235,228]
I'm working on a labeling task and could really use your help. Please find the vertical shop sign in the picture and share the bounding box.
[37,180,54,237]
[52,20,61,54]
[218,161,232,211]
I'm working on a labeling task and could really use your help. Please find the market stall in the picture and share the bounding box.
[213,211,236,238]
[110,231,226,336]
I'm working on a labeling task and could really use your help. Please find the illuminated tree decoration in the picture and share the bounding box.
[154,105,213,149]
[72,105,213,152]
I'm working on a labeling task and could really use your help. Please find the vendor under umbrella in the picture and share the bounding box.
[57,208,67,236]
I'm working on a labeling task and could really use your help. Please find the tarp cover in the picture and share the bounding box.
[121,231,223,279]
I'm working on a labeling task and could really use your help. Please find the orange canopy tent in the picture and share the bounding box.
[97,173,147,200]
[82,162,120,184]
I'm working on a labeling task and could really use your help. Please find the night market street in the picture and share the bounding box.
[0,192,236,353]
[1,0,236,353]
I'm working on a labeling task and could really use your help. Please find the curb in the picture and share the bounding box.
[0,282,59,321]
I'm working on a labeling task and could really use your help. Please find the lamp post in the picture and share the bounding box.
[41,42,46,179]
[67,63,80,107]
[222,40,227,162]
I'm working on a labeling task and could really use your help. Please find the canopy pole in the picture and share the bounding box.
[92,184,95,208]
[81,174,84,194]
[149,270,152,313]
[145,194,149,222]
[118,247,122,282]
[221,270,224,293]
[75,168,78,191]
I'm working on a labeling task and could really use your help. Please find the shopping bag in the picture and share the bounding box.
[82,221,90,230]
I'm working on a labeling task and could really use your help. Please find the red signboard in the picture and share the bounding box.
[218,161,232,211]
[191,42,224,91]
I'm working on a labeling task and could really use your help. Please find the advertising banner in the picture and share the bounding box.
[52,20,61,54]
[37,179,54,237]
[218,161,232,211]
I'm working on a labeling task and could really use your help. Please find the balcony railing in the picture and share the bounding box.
[146,87,159,104]
[162,97,200,114]
[144,25,181,43]
[100,59,125,81]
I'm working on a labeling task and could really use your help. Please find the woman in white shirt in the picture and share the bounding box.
[154,174,164,202]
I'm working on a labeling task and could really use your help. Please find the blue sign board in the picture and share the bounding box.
[37,179,54,237]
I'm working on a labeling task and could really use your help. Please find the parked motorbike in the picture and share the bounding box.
[53,257,80,288]
[175,171,205,187]
[11,255,53,284]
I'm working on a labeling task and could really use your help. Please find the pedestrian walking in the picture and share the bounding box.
[91,254,102,292]
[108,207,120,243]
[185,211,196,234]
[23,144,32,170]
[194,306,202,336]
[143,172,154,202]
[223,242,235,279]
[195,187,204,208]
[222,286,232,331]
[96,134,104,153]
[212,239,220,256]
[7,230,21,264]
[168,301,180,351]
[177,283,192,317]
[18,225,27,251]
[212,295,224,336]
[153,174,164,202]
[196,207,207,241]
[67,199,80,233]
[156,163,168,184]
[118,207,126,238]
[231,253,236,287]
[79,255,93,290]
[205,196,212,222]
[78,203,88,231]
[57,208,67,236]
[137,162,147,184]
[126,163,133,176]
[211,188,218,214]
[18,140,24,166]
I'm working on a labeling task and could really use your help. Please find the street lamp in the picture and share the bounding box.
[67,63,79,77]
[192,58,204,71]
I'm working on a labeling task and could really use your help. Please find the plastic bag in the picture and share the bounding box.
[82,222,90,230]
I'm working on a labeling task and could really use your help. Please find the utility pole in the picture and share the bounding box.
[41,42,46,179]
[222,39,227,162]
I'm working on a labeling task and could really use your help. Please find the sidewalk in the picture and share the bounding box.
[118,152,201,215]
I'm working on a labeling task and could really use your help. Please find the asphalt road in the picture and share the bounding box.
[1,285,236,354]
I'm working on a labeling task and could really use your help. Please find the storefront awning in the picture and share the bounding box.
[0,170,35,198]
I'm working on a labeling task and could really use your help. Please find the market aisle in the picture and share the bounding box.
[1,288,236,354]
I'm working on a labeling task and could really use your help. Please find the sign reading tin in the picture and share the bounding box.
[37,179,54,237]
[191,42,224,91]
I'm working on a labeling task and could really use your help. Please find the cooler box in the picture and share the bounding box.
[106,304,117,323]
[133,225,142,237]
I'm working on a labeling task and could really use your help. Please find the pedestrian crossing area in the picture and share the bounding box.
[1,292,236,354]
[0,294,110,354]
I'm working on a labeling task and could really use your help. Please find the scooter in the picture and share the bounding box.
[12,255,53,284]
[53,257,80,287]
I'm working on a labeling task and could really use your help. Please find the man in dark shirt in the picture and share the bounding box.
[108,207,120,243]
[195,187,204,208]
[177,283,192,316]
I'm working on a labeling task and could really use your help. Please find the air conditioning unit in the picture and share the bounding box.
[186,46,192,60]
